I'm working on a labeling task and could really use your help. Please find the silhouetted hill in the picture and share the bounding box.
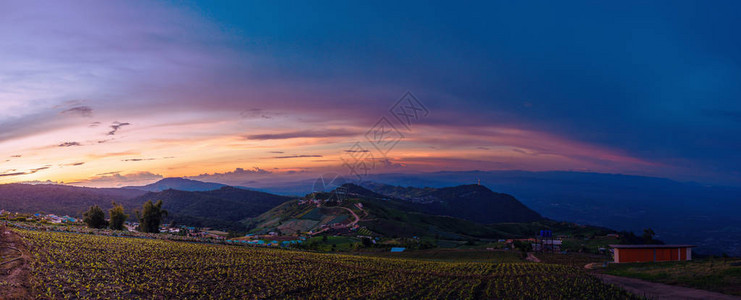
[0,182,292,232]
[132,187,293,231]
[362,183,543,223]
[125,177,227,192]
[0,183,145,216]
[340,183,391,199]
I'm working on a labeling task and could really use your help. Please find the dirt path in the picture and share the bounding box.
[0,227,31,299]
[338,207,360,227]
[525,252,541,263]
[595,274,741,300]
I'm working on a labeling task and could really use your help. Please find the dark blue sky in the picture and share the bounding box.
[181,0,741,184]
[2,1,740,186]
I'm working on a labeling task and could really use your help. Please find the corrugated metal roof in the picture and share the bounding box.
[609,244,695,249]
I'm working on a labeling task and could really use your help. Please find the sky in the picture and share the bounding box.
[1,0,740,187]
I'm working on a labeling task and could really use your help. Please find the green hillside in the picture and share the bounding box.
[246,184,613,243]
[362,183,543,223]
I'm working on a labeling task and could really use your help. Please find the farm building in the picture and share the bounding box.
[609,244,695,263]
[532,239,562,252]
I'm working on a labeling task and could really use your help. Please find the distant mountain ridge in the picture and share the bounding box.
[5,172,738,255]
[124,177,227,192]
[131,187,293,231]
[0,183,146,216]
[0,180,292,232]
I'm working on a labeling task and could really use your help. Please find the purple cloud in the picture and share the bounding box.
[60,106,93,117]
[246,129,359,140]
[108,122,130,136]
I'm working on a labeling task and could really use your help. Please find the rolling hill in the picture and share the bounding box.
[361,183,543,223]
[248,183,609,241]
[0,183,146,216]
[131,187,293,231]
[0,181,293,232]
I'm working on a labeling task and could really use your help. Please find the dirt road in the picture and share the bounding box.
[0,227,31,299]
[595,273,741,300]
[338,207,360,227]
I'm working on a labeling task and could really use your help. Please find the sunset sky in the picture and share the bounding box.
[1,1,740,187]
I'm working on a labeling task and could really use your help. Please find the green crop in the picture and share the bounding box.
[18,230,638,299]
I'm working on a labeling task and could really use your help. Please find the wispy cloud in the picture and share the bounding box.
[240,108,280,120]
[273,154,323,159]
[121,157,174,162]
[68,171,163,187]
[246,129,359,140]
[60,106,93,118]
[87,151,140,159]
[187,167,274,186]
[192,167,272,178]
[58,142,82,147]
[107,122,131,136]
[0,165,51,177]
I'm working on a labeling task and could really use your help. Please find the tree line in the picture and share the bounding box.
[83,200,167,233]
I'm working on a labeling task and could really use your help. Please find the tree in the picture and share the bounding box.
[136,200,168,233]
[83,205,108,229]
[513,240,532,253]
[642,228,656,244]
[108,202,128,230]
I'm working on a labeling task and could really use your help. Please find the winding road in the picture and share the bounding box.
[595,273,741,300]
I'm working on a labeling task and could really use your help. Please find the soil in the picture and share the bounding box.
[525,252,541,263]
[0,226,31,300]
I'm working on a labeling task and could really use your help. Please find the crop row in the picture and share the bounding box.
[19,230,638,299]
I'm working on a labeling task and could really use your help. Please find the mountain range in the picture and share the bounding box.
[0,179,290,232]
[0,178,548,237]
[354,171,741,256]
[2,171,740,255]
[232,170,741,255]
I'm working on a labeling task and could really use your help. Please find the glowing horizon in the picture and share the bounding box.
[2,1,740,187]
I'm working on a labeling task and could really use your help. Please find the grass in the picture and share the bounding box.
[605,258,741,296]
